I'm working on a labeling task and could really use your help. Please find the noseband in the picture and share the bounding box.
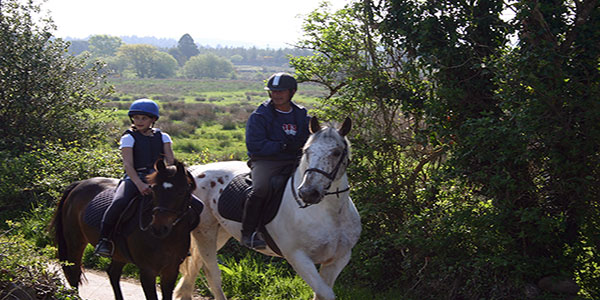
[292,141,350,208]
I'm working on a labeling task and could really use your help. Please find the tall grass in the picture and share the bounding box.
[189,252,405,300]
[204,254,313,300]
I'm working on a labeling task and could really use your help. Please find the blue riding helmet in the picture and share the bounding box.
[128,98,159,120]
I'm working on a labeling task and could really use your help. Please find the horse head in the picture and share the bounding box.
[146,158,196,238]
[298,116,352,205]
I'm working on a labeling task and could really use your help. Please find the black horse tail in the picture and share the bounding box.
[49,181,81,265]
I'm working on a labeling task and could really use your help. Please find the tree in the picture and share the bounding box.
[117,44,177,78]
[293,0,600,298]
[168,47,185,66]
[292,2,441,292]
[67,39,89,55]
[0,0,111,152]
[172,33,199,66]
[382,0,599,294]
[230,54,243,64]
[151,51,178,78]
[183,53,234,79]
[88,34,122,57]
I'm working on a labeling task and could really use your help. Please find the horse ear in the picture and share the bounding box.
[175,160,185,177]
[186,171,197,191]
[309,116,321,134]
[156,158,166,173]
[338,117,352,136]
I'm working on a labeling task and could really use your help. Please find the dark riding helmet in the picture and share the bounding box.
[128,98,160,120]
[264,72,297,91]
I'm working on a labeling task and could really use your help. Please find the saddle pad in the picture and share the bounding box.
[218,173,252,222]
[218,172,290,257]
[83,189,114,230]
[217,173,287,225]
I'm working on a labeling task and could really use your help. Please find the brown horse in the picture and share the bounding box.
[50,159,200,300]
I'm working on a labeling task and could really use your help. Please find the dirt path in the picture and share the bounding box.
[74,268,210,300]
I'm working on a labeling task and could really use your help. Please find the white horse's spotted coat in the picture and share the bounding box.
[175,118,360,300]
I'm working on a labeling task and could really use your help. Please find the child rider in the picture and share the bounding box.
[94,98,174,257]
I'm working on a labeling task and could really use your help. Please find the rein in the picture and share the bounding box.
[291,141,351,208]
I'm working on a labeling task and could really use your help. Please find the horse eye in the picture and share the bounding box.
[332,149,342,157]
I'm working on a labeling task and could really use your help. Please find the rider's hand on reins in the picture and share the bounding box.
[138,183,152,195]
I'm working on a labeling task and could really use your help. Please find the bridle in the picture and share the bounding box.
[305,144,348,183]
[139,187,193,232]
[291,140,351,208]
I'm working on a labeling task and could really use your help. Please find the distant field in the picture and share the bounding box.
[105,77,327,163]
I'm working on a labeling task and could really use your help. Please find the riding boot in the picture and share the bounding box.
[94,222,115,257]
[241,193,267,250]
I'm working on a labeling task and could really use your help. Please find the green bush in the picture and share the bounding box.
[0,142,121,246]
[0,0,112,153]
[0,234,79,299]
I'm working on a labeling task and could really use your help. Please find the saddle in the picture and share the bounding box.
[218,167,293,256]
[83,189,150,235]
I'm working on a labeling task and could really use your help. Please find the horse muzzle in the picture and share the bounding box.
[149,215,174,238]
[298,186,324,204]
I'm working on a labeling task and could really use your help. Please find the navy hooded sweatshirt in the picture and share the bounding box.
[245,99,310,161]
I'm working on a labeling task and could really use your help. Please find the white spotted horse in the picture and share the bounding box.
[175,117,361,300]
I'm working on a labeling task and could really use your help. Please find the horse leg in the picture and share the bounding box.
[139,269,159,300]
[175,221,229,300]
[318,251,352,288]
[201,224,232,300]
[287,251,336,300]
[159,265,180,300]
[107,261,126,300]
[175,248,201,300]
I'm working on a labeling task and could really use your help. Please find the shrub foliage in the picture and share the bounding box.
[0,0,112,153]
[292,1,600,298]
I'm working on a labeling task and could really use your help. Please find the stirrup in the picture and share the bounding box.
[94,238,114,257]
[243,232,266,250]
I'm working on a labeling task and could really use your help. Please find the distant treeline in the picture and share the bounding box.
[66,35,313,67]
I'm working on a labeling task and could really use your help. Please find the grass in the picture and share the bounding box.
[174,123,247,161]
[187,251,405,300]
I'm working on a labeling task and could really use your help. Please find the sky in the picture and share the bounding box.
[39,0,350,48]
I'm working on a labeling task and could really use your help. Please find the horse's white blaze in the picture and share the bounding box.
[175,123,360,300]
[162,182,174,189]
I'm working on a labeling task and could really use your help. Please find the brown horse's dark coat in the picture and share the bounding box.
[50,159,197,300]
